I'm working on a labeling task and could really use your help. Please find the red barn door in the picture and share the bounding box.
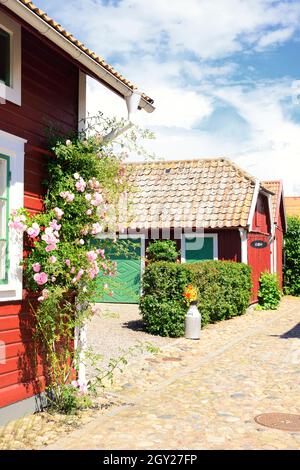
[248,233,271,302]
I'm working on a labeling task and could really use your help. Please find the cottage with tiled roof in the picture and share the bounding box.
[0,0,154,423]
[97,158,284,308]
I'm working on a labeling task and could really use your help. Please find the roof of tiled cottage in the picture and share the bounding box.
[125,158,266,230]
[262,180,282,223]
[16,0,153,105]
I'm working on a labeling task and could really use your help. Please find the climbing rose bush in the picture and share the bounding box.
[9,122,153,413]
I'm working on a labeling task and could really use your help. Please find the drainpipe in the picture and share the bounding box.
[103,90,142,143]
[239,228,248,264]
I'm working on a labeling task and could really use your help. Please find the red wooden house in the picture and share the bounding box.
[262,181,287,288]
[98,159,286,305]
[0,0,154,423]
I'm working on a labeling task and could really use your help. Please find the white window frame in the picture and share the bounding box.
[0,12,21,106]
[181,233,218,263]
[0,130,26,302]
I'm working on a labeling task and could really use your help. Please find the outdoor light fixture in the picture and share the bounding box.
[103,90,142,143]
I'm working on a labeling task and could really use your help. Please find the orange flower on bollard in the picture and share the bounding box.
[183,284,198,304]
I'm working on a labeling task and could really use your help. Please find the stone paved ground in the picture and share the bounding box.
[48,296,300,450]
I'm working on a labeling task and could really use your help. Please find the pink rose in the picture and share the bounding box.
[87,251,97,263]
[54,207,64,219]
[33,272,48,286]
[49,256,57,264]
[75,177,86,193]
[32,262,41,273]
[42,289,49,299]
[65,259,71,267]
[27,222,40,238]
[45,244,57,252]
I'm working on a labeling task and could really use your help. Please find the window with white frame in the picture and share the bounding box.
[0,130,26,302]
[0,12,21,106]
[0,154,9,283]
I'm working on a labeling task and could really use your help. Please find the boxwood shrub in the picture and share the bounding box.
[257,272,281,310]
[284,216,300,296]
[140,260,253,337]
[140,262,192,337]
[187,261,252,325]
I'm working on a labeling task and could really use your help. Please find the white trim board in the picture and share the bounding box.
[0,11,22,106]
[0,129,26,302]
[181,233,218,263]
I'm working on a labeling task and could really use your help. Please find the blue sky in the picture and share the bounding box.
[37,0,300,194]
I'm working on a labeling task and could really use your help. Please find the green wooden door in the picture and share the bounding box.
[93,238,142,304]
[184,236,215,263]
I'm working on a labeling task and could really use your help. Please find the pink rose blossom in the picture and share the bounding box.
[49,256,57,264]
[42,289,49,299]
[97,249,105,259]
[32,262,41,273]
[85,194,92,201]
[90,193,102,207]
[9,216,27,231]
[27,222,40,238]
[49,219,61,231]
[65,259,71,267]
[54,207,64,219]
[79,239,85,245]
[45,244,57,252]
[91,223,102,235]
[86,209,92,216]
[51,276,56,282]
[60,191,74,203]
[38,296,45,302]
[87,251,97,263]
[70,267,75,274]
[75,177,86,193]
[33,272,48,286]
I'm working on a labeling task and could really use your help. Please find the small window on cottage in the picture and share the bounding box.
[0,28,10,87]
[0,155,9,283]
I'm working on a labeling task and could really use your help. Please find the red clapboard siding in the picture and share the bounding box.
[0,377,46,408]
[0,356,44,377]
[0,13,79,409]
[0,316,20,331]
[0,303,22,316]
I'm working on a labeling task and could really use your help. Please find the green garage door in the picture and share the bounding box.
[93,238,142,304]
[184,235,216,263]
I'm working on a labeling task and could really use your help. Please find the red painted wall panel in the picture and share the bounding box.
[0,14,79,409]
[248,233,271,302]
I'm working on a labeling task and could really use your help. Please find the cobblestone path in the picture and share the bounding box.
[48,297,300,450]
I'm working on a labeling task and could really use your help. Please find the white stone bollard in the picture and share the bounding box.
[185,302,201,339]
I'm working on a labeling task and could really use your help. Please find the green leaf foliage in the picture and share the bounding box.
[146,240,179,263]
[284,216,300,296]
[187,260,252,325]
[257,272,281,310]
[140,262,192,337]
[140,260,252,337]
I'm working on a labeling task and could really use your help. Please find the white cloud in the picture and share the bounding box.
[257,27,295,49]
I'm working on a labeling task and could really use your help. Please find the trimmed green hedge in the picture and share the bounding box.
[284,216,300,296]
[140,262,192,337]
[140,260,253,337]
[186,261,252,325]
